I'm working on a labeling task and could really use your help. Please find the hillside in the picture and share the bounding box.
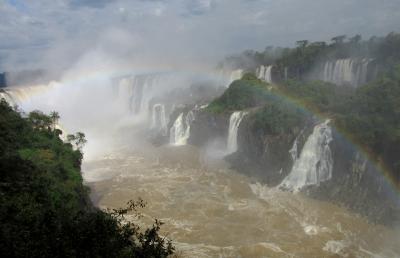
[0,100,174,258]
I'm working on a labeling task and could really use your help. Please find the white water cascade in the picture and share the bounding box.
[114,75,152,117]
[289,136,299,162]
[115,73,190,120]
[0,84,57,107]
[169,111,194,146]
[0,90,16,106]
[130,76,154,116]
[280,120,333,192]
[150,104,168,135]
[256,65,273,83]
[322,58,371,87]
[226,111,247,154]
[229,69,244,84]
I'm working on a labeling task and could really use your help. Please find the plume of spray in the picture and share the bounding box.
[3,27,231,161]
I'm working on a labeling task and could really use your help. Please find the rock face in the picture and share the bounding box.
[235,116,400,225]
[307,131,400,224]
[188,110,230,147]
[187,108,399,225]
[225,110,312,185]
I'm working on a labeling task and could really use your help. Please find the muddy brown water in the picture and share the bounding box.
[84,145,400,258]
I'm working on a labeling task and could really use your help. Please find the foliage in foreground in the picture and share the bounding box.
[0,99,174,258]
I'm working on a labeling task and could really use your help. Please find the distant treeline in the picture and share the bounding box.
[221,32,400,80]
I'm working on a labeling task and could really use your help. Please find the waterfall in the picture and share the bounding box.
[264,66,273,83]
[115,77,133,113]
[280,120,333,192]
[0,90,16,106]
[151,103,167,135]
[169,111,194,146]
[289,137,299,162]
[322,58,371,87]
[0,84,56,106]
[116,72,199,120]
[229,69,243,83]
[256,65,273,83]
[284,67,288,81]
[216,68,241,87]
[226,111,247,154]
[289,129,306,161]
[257,66,265,79]
[130,76,153,115]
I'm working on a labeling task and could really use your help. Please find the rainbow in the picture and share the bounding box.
[267,80,400,199]
[2,66,399,199]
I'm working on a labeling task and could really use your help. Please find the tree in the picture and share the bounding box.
[49,111,60,130]
[66,132,86,150]
[310,41,326,47]
[28,110,52,130]
[349,34,362,44]
[0,102,175,257]
[331,35,347,44]
[67,134,76,143]
[75,132,87,150]
[296,40,309,48]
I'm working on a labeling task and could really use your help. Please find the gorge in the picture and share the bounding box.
[1,32,400,257]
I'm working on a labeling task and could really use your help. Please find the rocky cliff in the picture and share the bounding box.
[185,106,400,225]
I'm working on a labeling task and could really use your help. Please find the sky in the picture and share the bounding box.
[1,0,400,73]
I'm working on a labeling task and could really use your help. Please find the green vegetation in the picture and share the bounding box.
[221,32,400,80]
[335,66,400,174]
[277,79,355,114]
[209,64,400,182]
[274,66,400,176]
[252,102,306,135]
[207,73,274,113]
[207,73,308,136]
[216,31,400,182]
[0,100,174,257]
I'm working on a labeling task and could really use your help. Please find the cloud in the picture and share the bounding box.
[68,0,114,8]
[0,0,399,74]
[184,0,216,16]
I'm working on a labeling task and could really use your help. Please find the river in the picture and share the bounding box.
[84,141,399,258]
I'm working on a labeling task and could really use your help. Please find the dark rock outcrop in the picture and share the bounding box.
[306,130,400,225]
[188,108,400,225]
[227,111,314,185]
[188,110,230,147]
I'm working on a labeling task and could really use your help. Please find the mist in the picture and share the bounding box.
[1,1,400,257]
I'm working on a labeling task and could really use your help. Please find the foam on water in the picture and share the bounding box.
[86,146,400,257]
[323,240,349,257]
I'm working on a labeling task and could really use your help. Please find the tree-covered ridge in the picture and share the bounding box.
[207,73,274,113]
[207,73,308,136]
[208,63,400,183]
[0,100,174,258]
[221,32,400,80]
[275,66,400,177]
